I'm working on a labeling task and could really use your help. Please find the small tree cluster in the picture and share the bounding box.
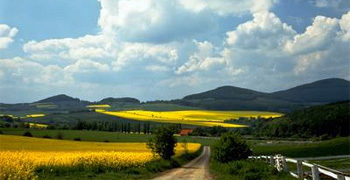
[212,132,252,163]
[147,126,177,160]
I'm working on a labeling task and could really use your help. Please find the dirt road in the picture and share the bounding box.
[153,146,212,180]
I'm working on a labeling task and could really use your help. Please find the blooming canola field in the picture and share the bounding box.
[0,135,200,179]
[96,109,283,128]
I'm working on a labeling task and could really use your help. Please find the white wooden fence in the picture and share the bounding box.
[249,155,350,180]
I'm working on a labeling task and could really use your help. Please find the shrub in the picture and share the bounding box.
[73,138,81,141]
[56,132,64,139]
[147,126,177,160]
[0,130,3,134]
[42,135,51,138]
[23,131,33,137]
[104,140,110,143]
[212,132,252,163]
[320,134,331,141]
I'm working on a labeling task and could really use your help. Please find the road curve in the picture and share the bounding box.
[153,146,212,180]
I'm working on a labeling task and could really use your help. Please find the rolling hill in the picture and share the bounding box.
[271,78,350,103]
[0,78,349,113]
[36,94,81,103]
[179,78,350,112]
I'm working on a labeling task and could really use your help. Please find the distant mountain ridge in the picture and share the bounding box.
[271,78,350,103]
[180,78,350,112]
[1,78,349,113]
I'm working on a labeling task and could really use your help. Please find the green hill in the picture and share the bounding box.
[271,78,350,103]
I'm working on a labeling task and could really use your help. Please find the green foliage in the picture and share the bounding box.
[255,101,350,138]
[190,126,228,137]
[212,132,252,163]
[22,131,33,137]
[147,126,177,160]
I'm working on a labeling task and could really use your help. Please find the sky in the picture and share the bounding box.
[0,0,349,103]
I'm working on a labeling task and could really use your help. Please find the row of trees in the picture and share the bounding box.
[74,120,153,134]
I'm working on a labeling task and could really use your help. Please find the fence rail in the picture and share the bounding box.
[249,155,350,180]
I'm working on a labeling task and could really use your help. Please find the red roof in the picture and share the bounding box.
[180,129,193,136]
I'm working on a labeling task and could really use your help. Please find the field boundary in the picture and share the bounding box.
[249,155,350,180]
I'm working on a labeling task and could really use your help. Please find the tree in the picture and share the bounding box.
[147,126,177,160]
[212,132,252,163]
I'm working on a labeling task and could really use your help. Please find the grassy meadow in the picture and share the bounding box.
[96,109,282,128]
[252,137,350,157]
[0,135,201,179]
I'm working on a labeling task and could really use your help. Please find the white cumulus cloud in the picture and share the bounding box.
[0,24,18,49]
[226,11,296,52]
[178,0,278,15]
[284,16,339,55]
[176,41,226,74]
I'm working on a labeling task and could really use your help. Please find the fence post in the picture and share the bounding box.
[269,156,274,165]
[311,165,319,180]
[296,160,303,179]
[337,174,345,180]
[282,156,288,172]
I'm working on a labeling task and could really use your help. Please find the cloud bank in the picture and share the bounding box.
[0,0,349,103]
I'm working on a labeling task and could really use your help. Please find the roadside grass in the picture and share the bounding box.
[210,160,292,180]
[252,137,350,157]
[309,158,350,170]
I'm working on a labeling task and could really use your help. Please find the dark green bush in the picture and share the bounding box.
[73,138,81,141]
[0,130,3,134]
[147,126,177,160]
[23,131,33,137]
[212,132,252,163]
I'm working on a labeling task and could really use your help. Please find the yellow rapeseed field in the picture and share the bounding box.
[0,135,201,180]
[86,104,111,108]
[96,109,282,128]
[25,114,45,118]
[27,123,48,129]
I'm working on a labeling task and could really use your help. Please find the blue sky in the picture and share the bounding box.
[0,0,349,103]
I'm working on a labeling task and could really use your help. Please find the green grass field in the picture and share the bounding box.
[0,128,216,146]
[252,137,350,157]
[309,158,350,171]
